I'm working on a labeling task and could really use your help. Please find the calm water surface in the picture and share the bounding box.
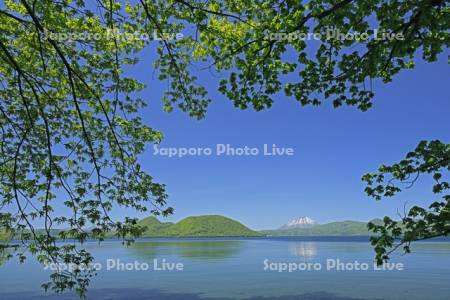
[1,237,449,300]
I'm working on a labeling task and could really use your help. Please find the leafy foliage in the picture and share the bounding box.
[363,140,450,264]
[0,228,12,241]
[0,0,172,296]
[147,0,448,112]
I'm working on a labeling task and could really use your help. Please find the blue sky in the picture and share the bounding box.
[114,51,449,230]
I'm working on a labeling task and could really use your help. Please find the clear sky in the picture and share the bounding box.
[114,50,449,230]
[35,47,447,231]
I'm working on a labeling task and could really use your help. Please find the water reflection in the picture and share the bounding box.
[288,242,317,258]
[128,240,244,261]
[0,249,10,266]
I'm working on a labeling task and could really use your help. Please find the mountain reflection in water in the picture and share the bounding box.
[129,240,244,261]
[288,242,318,258]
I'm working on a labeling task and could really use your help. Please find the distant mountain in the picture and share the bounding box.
[138,216,173,236]
[1,217,385,240]
[280,216,317,229]
[262,219,383,236]
[139,215,262,237]
[0,215,260,240]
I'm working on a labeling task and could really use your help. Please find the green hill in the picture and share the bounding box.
[1,215,260,239]
[139,215,262,237]
[261,219,383,236]
[138,216,173,236]
[163,215,262,237]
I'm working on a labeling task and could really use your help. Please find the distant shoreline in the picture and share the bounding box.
[3,214,449,241]
[4,236,450,244]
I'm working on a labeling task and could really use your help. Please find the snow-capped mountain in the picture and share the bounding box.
[279,216,317,229]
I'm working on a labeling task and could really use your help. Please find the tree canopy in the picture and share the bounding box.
[0,0,448,296]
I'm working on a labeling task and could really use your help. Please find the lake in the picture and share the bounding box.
[1,237,449,300]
